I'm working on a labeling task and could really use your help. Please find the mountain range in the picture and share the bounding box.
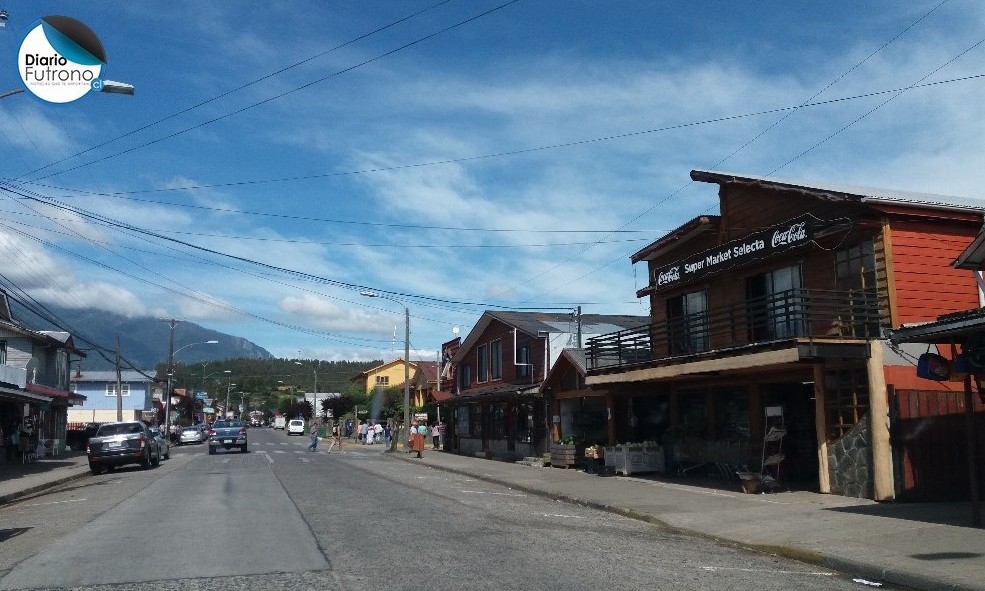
[10,303,273,371]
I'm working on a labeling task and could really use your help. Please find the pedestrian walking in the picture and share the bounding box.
[409,421,425,458]
[373,422,383,445]
[359,421,368,444]
[431,423,440,449]
[383,423,392,446]
[307,425,319,452]
[325,423,340,454]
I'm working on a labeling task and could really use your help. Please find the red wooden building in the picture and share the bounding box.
[586,170,983,501]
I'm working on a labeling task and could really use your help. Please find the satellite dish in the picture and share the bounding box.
[452,325,460,335]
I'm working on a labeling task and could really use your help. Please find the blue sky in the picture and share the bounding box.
[0,1,983,364]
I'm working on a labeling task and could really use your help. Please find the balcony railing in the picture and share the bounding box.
[587,288,883,371]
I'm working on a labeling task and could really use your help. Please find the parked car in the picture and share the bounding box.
[273,416,286,430]
[148,426,170,460]
[179,426,206,445]
[207,419,248,454]
[287,419,304,436]
[86,421,160,475]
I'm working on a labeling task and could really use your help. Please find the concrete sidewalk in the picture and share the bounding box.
[0,451,91,505]
[3,444,983,591]
[390,449,985,591]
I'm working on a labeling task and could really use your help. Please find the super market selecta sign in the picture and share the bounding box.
[652,216,813,291]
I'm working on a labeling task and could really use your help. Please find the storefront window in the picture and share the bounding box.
[469,404,483,437]
[714,388,750,438]
[455,406,469,436]
[678,391,707,437]
[516,403,533,443]
[492,404,506,439]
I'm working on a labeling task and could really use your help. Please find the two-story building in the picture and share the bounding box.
[586,170,983,501]
[0,291,86,459]
[69,369,156,424]
[445,311,649,460]
[352,359,440,410]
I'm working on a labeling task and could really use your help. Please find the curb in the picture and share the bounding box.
[0,469,90,507]
[388,454,983,591]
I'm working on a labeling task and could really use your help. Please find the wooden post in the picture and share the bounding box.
[813,364,830,494]
[963,374,982,526]
[868,342,894,501]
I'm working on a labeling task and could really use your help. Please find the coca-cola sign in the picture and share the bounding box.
[649,215,813,291]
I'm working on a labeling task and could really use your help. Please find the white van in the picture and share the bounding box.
[273,416,286,430]
[287,419,305,435]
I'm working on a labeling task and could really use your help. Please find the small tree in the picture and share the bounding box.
[322,394,355,420]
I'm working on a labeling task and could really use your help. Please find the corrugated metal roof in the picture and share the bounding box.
[71,370,156,383]
[691,169,985,213]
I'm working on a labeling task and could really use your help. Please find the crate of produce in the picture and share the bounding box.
[584,445,604,460]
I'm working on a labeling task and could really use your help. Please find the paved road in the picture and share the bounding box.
[0,429,879,590]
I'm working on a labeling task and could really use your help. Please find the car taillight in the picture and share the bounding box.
[207,429,215,437]
[86,443,91,454]
[239,428,247,436]
[138,435,146,449]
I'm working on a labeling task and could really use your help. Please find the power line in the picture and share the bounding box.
[14,0,526,184]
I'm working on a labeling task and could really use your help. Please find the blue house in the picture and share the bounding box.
[69,370,157,424]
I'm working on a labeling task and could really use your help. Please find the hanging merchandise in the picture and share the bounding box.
[916,352,950,380]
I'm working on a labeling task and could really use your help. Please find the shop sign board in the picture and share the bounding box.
[651,215,813,291]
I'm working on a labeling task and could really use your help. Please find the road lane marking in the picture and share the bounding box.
[538,513,587,519]
[19,498,88,508]
[258,452,274,464]
[699,566,834,576]
[459,490,526,497]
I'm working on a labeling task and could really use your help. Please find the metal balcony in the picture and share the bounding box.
[587,289,883,370]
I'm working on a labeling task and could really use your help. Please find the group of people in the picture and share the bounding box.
[357,421,389,445]
[299,419,443,458]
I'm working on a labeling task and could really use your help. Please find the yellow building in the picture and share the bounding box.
[352,359,438,409]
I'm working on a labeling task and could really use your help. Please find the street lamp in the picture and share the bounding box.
[223,370,234,419]
[2,80,135,100]
[361,291,410,450]
[294,361,317,419]
[163,327,218,439]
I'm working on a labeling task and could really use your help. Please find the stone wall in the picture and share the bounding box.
[827,412,873,498]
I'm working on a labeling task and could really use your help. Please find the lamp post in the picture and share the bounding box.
[163,324,218,439]
[294,361,317,419]
[361,291,410,449]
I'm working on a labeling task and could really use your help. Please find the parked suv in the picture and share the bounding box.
[86,421,161,475]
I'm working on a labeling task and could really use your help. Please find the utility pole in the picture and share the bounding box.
[164,319,177,436]
[115,337,123,421]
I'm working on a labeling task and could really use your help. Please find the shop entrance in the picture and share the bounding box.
[763,382,819,486]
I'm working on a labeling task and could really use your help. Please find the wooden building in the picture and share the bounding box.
[586,170,983,500]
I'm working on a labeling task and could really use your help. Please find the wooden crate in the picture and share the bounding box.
[550,444,578,468]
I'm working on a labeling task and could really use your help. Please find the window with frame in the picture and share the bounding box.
[106,383,130,397]
[459,363,472,391]
[835,240,881,337]
[516,344,531,379]
[666,290,708,355]
[746,264,805,341]
[375,375,389,386]
[455,405,470,436]
[0,340,6,365]
[823,364,869,441]
[490,340,502,380]
[476,344,488,383]
[515,403,533,443]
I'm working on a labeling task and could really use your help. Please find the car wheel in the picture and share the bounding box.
[141,449,151,469]
[151,452,160,467]
[89,462,103,475]
[208,446,215,455]
[241,444,248,453]
[164,451,170,460]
